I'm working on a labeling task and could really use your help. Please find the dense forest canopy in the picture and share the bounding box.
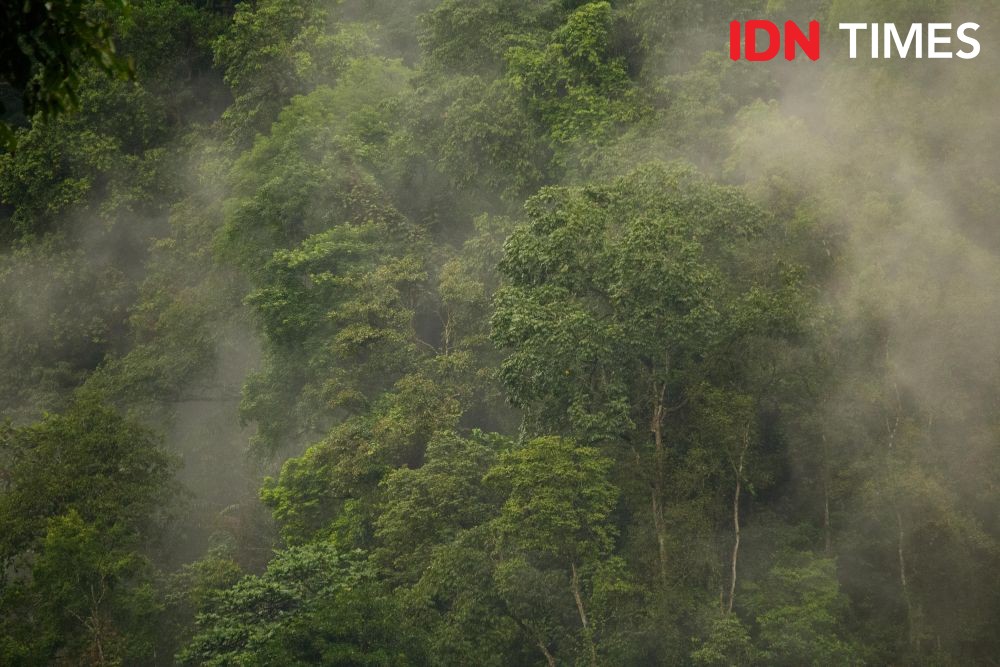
[2,0,1000,664]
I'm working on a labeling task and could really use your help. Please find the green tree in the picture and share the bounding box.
[375,431,502,582]
[0,511,163,665]
[505,2,645,164]
[0,396,176,561]
[0,0,134,148]
[212,0,375,147]
[743,554,861,666]
[180,542,418,666]
[484,435,631,666]
[492,162,807,591]
[0,397,176,665]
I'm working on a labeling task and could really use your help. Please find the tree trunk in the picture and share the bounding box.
[651,382,668,586]
[874,471,919,649]
[537,641,557,667]
[86,581,109,666]
[507,608,557,667]
[896,506,916,647]
[571,562,599,667]
[822,434,832,554]
[823,481,832,554]
[727,427,749,614]
[883,359,918,649]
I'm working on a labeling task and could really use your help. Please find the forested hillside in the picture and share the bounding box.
[3,1,1000,664]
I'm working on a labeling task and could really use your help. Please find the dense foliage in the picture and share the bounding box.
[3,0,1000,664]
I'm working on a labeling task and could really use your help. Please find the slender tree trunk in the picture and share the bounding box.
[726,476,741,615]
[896,506,916,647]
[538,641,557,667]
[507,608,557,667]
[823,482,832,554]
[882,351,918,649]
[822,434,832,554]
[571,562,599,667]
[87,582,108,666]
[651,492,667,585]
[651,382,668,586]
[442,307,452,354]
[727,427,749,614]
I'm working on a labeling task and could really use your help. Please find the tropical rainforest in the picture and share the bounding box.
[3,0,1000,665]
